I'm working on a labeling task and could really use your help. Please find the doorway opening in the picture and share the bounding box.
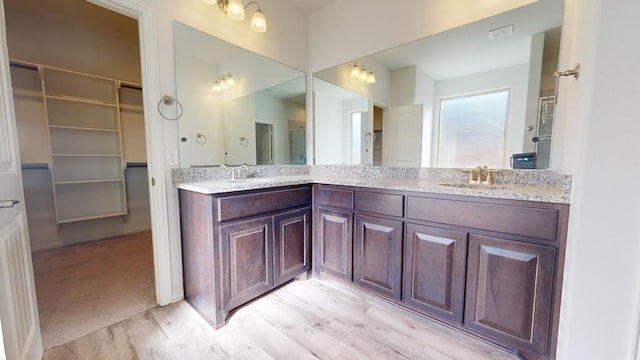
[3,0,155,349]
[255,122,274,165]
[373,105,384,166]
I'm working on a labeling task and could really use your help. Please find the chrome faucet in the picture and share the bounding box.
[237,164,249,179]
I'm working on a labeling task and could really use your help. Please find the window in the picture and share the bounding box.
[437,89,510,168]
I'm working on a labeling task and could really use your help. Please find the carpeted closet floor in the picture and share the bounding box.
[31,231,156,350]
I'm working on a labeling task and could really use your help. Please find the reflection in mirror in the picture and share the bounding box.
[173,22,306,168]
[313,0,562,169]
[313,79,368,165]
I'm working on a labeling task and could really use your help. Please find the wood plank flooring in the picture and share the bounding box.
[43,279,518,360]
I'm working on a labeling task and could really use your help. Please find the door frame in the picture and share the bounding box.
[255,120,275,165]
[84,0,173,305]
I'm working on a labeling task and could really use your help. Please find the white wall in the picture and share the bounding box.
[313,91,346,164]
[175,55,224,167]
[523,32,544,153]
[4,0,141,83]
[255,92,305,165]
[433,64,529,168]
[309,0,537,72]
[222,95,256,165]
[390,66,417,106]
[313,59,391,105]
[553,0,640,358]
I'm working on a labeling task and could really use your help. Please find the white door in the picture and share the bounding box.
[383,104,423,166]
[0,1,43,359]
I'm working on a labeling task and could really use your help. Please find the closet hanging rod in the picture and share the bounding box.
[121,82,142,90]
[9,61,38,71]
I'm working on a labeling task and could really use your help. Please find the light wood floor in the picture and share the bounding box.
[43,279,518,360]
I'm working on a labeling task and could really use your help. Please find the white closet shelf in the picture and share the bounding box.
[54,178,124,185]
[119,104,144,112]
[48,125,120,132]
[57,212,128,224]
[51,153,121,157]
[41,66,129,223]
[11,88,43,98]
[46,94,118,107]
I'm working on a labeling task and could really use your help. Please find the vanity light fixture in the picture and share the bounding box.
[350,62,376,84]
[207,0,268,33]
[212,73,236,92]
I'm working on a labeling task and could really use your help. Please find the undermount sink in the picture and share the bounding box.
[439,183,509,190]
[225,177,277,184]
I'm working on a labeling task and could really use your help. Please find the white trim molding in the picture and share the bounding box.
[87,0,174,306]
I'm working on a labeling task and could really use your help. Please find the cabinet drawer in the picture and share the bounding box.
[316,186,354,210]
[406,196,558,241]
[355,191,403,217]
[217,186,310,222]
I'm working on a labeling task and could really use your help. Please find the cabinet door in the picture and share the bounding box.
[274,208,310,286]
[353,215,403,300]
[317,208,353,281]
[465,234,555,356]
[403,223,467,323]
[220,216,273,311]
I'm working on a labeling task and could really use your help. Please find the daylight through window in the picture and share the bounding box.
[437,89,510,168]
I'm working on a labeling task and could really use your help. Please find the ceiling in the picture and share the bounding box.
[285,0,338,14]
[364,0,563,81]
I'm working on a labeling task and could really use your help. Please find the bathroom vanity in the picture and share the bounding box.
[179,184,311,328]
[314,184,569,359]
[176,166,570,360]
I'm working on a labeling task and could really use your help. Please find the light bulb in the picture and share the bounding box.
[227,0,245,20]
[350,63,360,79]
[220,81,229,91]
[366,70,376,84]
[251,9,267,33]
[225,74,235,87]
[212,81,222,92]
[358,67,368,82]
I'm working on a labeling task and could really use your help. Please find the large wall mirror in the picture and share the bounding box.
[173,22,306,168]
[313,0,562,169]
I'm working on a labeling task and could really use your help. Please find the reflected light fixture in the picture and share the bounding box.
[350,62,375,84]
[207,0,267,33]
[212,73,236,92]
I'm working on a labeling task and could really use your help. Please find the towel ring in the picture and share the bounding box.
[240,137,249,147]
[157,95,184,121]
[196,133,207,145]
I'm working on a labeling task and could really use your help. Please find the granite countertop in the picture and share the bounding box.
[174,168,571,204]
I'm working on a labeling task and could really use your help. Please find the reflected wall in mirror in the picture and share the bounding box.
[313,0,562,169]
[173,22,306,167]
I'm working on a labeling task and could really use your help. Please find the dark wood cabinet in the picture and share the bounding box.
[179,185,311,328]
[353,214,403,300]
[274,208,310,286]
[403,223,467,323]
[316,208,353,281]
[220,216,273,312]
[312,185,568,360]
[465,234,556,356]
